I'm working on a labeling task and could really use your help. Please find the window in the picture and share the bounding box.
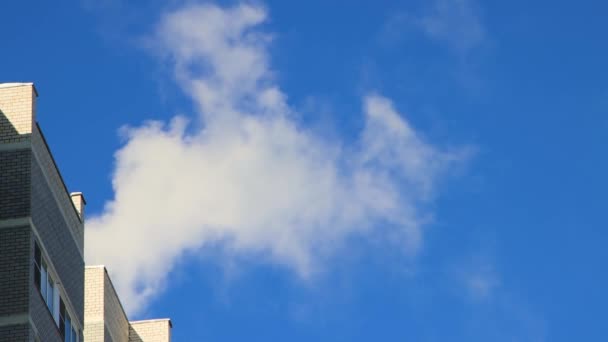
[46,274,55,312]
[33,242,80,342]
[71,326,78,342]
[63,311,79,342]
[40,260,47,299]
[64,313,71,342]
[34,244,41,289]
[59,299,66,338]
[36,255,56,315]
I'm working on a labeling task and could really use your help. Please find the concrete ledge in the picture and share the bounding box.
[0,217,30,229]
[0,314,29,327]
[0,140,30,151]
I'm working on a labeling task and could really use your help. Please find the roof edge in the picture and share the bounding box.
[130,318,173,328]
[0,82,38,96]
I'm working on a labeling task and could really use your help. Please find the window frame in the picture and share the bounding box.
[33,241,81,342]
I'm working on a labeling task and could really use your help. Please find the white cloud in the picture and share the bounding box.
[463,268,500,300]
[417,0,486,55]
[453,255,500,301]
[85,3,466,315]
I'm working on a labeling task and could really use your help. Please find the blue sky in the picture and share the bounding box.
[2,0,608,341]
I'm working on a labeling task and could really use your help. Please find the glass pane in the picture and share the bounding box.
[65,316,71,342]
[47,277,54,311]
[60,299,65,319]
[34,244,42,291]
[34,265,41,290]
[59,317,65,338]
[47,285,53,310]
[71,327,77,342]
[54,288,60,324]
[34,243,41,266]
[40,267,47,299]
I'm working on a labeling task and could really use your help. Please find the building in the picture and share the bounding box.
[0,83,171,342]
[84,266,172,342]
[0,82,85,341]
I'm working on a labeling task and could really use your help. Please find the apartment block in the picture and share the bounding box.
[0,83,171,342]
[0,83,85,341]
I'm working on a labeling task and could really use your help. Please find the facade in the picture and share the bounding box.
[0,83,85,342]
[0,83,171,342]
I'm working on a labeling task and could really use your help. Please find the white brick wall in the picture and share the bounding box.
[129,320,172,342]
[85,266,142,342]
[84,267,105,342]
[0,83,36,143]
[104,269,130,342]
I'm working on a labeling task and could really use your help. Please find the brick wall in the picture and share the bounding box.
[129,320,172,342]
[0,324,29,341]
[104,270,130,342]
[0,83,34,221]
[0,150,31,220]
[31,155,85,326]
[0,83,90,341]
[84,266,130,342]
[29,285,62,342]
[31,124,84,255]
[0,225,30,316]
[84,267,105,342]
[85,266,174,342]
[0,83,36,144]
[0,83,35,341]
[84,321,105,342]
[1,83,173,341]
